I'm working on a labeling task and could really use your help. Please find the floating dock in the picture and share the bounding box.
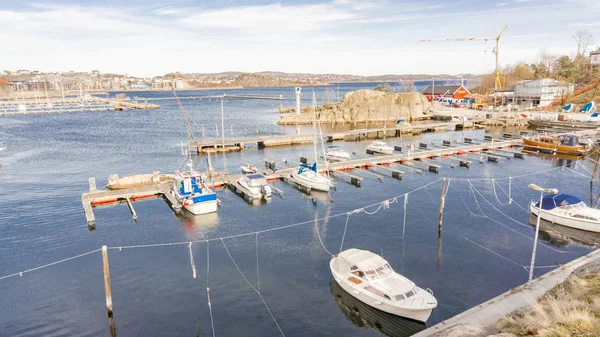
[81,138,523,226]
[191,122,462,154]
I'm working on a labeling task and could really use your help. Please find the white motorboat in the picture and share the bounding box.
[291,163,334,192]
[367,141,394,155]
[241,163,258,175]
[330,248,437,322]
[173,161,218,215]
[324,146,350,162]
[530,194,600,232]
[235,173,272,200]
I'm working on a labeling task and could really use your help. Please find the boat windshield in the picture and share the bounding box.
[364,264,393,280]
[561,202,586,210]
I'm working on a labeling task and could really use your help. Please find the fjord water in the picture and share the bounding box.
[0,83,595,337]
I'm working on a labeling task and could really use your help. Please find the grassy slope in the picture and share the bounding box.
[496,269,600,336]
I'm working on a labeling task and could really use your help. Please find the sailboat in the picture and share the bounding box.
[291,92,335,192]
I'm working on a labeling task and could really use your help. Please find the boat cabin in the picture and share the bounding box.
[558,135,580,146]
[334,249,418,301]
[371,141,389,147]
[175,174,216,203]
[243,174,268,187]
[537,194,584,210]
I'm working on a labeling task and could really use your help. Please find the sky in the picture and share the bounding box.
[1,0,599,77]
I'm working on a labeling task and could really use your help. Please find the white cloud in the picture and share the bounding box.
[0,0,598,76]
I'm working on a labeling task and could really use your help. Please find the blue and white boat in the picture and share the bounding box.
[582,101,595,113]
[173,161,218,215]
[562,103,574,113]
[530,194,600,232]
[291,162,334,192]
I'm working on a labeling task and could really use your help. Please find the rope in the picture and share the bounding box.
[491,179,511,206]
[468,182,573,254]
[450,167,562,181]
[256,233,260,292]
[206,241,216,337]
[492,180,529,212]
[464,237,528,273]
[339,212,352,253]
[402,194,408,239]
[221,239,286,337]
[0,248,101,281]
[314,217,334,256]
[189,242,197,279]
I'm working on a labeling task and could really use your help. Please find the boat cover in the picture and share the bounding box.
[536,194,583,210]
[582,102,595,113]
[337,248,387,271]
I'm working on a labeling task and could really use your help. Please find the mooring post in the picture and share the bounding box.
[438,178,446,236]
[256,124,259,136]
[244,128,247,138]
[270,125,273,136]
[215,124,218,137]
[102,245,114,317]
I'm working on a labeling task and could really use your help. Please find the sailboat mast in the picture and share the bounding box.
[312,92,318,165]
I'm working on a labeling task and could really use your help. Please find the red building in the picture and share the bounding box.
[420,85,471,102]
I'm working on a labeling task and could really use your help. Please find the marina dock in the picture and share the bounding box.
[190,122,461,153]
[82,137,522,226]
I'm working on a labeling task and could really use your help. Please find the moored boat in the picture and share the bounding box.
[324,146,350,162]
[241,163,258,175]
[522,135,591,155]
[235,173,272,200]
[291,163,334,192]
[330,248,437,322]
[173,161,218,215]
[530,194,600,232]
[367,141,394,155]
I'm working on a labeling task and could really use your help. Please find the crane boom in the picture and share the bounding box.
[417,25,508,91]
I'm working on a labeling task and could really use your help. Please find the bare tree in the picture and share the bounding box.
[573,29,594,57]
[402,80,416,92]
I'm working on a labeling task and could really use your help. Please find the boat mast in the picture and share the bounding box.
[312,91,318,167]
[316,93,331,180]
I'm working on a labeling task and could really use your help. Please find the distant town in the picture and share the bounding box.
[0,69,479,94]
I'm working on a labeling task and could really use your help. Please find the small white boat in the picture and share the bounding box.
[330,249,437,322]
[530,194,600,232]
[241,164,258,175]
[395,119,411,129]
[173,161,218,215]
[367,141,394,155]
[324,146,350,162]
[235,173,272,200]
[291,163,334,192]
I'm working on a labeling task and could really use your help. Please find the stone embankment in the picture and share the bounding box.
[278,90,432,125]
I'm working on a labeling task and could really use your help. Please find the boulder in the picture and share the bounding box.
[278,89,432,125]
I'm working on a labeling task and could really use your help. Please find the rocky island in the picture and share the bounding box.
[277,89,433,125]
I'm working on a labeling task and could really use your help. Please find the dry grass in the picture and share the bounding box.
[497,272,600,336]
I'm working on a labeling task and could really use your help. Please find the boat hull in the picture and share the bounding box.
[367,146,394,155]
[184,200,218,215]
[522,138,589,155]
[325,154,350,162]
[330,259,434,322]
[530,202,600,233]
[291,171,331,192]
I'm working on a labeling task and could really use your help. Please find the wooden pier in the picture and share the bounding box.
[81,138,523,226]
[191,122,461,154]
[81,181,181,228]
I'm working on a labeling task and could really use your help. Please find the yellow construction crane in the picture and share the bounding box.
[418,25,508,91]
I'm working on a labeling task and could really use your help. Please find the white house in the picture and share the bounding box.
[591,49,600,66]
[497,78,574,107]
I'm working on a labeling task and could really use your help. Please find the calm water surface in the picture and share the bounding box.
[0,83,596,337]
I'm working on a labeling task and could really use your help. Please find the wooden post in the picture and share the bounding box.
[244,128,247,138]
[438,178,446,236]
[102,245,114,317]
[256,124,259,135]
[270,125,273,136]
[591,160,598,206]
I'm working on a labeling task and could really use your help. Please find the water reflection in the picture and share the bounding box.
[177,212,219,239]
[302,190,333,204]
[330,281,426,337]
[528,214,600,247]
[528,151,584,167]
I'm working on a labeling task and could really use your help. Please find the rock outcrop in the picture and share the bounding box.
[278,90,432,125]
